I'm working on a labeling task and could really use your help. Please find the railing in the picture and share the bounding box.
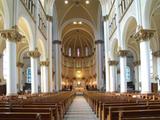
[20,0,47,39]
[38,0,47,39]
[21,0,36,21]
[119,0,134,21]
[108,1,117,38]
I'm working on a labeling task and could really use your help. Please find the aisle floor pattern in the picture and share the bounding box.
[64,96,99,120]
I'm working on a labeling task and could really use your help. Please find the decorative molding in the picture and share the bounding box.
[16,62,24,68]
[28,48,41,58]
[108,60,118,66]
[103,15,109,21]
[52,40,61,44]
[133,60,141,66]
[118,50,128,57]
[95,40,104,44]
[46,15,53,22]
[0,25,25,42]
[40,60,49,66]
[134,28,155,42]
[152,50,160,57]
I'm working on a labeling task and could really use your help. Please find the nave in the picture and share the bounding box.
[64,96,98,120]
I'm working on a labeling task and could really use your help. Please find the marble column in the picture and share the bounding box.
[0,26,24,96]
[108,60,118,92]
[17,62,24,92]
[0,54,3,82]
[134,29,155,93]
[119,50,128,93]
[95,40,104,90]
[103,15,110,92]
[46,15,53,92]
[133,60,141,91]
[53,40,62,92]
[153,51,160,91]
[28,48,40,94]
[40,60,49,93]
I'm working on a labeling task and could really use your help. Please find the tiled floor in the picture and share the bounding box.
[64,96,98,120]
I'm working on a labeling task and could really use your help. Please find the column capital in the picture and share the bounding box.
[28,48,41,58]
[52,40,61,44]
[40,60,49,66]
[134,28,155,42]
[0,25,25,42]
[133,60,141,66]
[46,15,53,22]
[95,40,104,44]
[118,50,128,57]
[108,60,118,65]
[152,50,160,57]
[16,62,24,68]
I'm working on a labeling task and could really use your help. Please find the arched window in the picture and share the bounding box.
[125,66,131,82]
[69,48,71,56]
[3,48,8,81]
[77,48,80,57]
[26,67,31,83]
[85,47,88,56]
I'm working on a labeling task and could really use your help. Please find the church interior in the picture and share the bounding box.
[0,0,160,119]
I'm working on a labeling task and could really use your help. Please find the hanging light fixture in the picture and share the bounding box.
[85,0,90,4]
[64,0,69,4]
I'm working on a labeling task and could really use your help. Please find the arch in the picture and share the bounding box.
[37,39,46,61]
[62,27,95,41]
[0,0,10,29]
[110,38,119,60]
[143,0,153,28]
[17,46,29,62]
[60,18,96,40]
[121,16,137,45]
[17,16,34,47]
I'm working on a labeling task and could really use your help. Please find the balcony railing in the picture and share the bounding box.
[119,0,134,21]
[109,13,117,38]
[38,0,47,39]
[21,0,36,21]
[21,0,47,39]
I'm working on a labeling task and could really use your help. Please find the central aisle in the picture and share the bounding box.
[64,96,98,120]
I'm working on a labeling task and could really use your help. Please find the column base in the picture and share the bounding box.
[6,93,17,96]
[141,91,151,94]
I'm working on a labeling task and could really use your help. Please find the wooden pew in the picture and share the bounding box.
[0,91,75,120]
[115,109,160,120]
[0,112,51,120]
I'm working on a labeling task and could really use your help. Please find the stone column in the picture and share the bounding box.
[17,62,24,92]
[133,60,141,91]
[28,48,40,94]
[0,26,24,96]
[40,60,49,93]
[153,51,160,91]
[0,54,3,82]
[134,29,155,93]
[108,60,118,92]
[53,40,62,92]
[119,50,128,93]
[95,40,104,90]
[103,15,110,92]
[46,15,53,92]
